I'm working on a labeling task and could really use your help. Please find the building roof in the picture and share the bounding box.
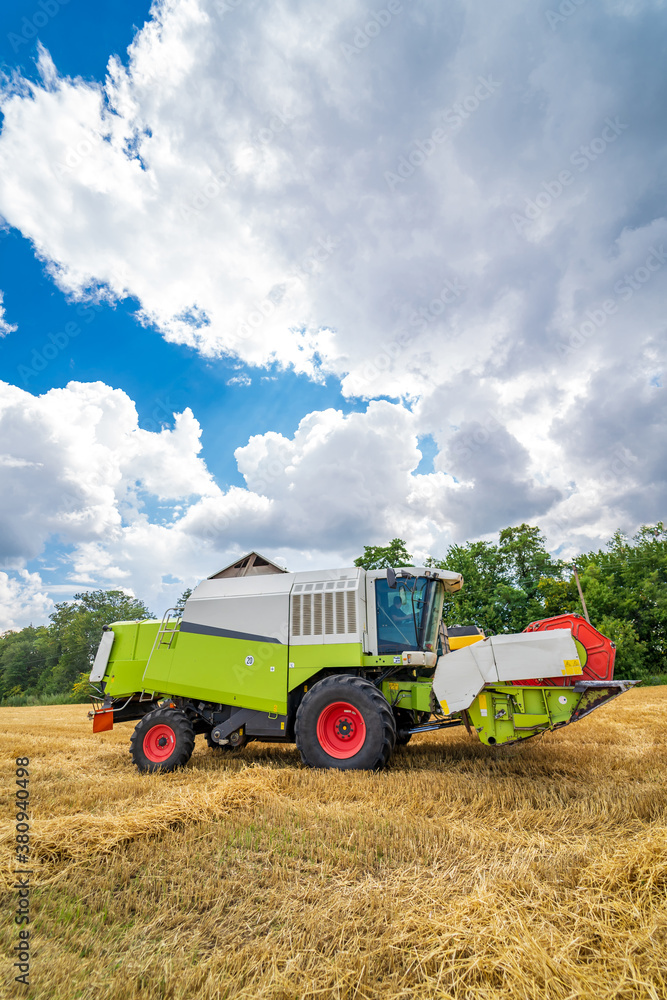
[208,551,288,579]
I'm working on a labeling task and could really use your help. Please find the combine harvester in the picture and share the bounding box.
[89,552,636,771]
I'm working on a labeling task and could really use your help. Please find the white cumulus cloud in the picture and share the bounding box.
[0,0,664,401]
[0,291,16,336]
[0,0,665,623]
[0,380,217,566]
[0,382,462,625]
[0,570,53,632]
[0,373,663,629]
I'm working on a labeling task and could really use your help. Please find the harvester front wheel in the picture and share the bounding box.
[295,675,396,770]
[130,708,195,773]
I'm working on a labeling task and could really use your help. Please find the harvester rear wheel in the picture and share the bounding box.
[130,708,195,773]
[295,675,396,770]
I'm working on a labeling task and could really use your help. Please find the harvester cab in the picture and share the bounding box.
[371,567,454,655]
[88,555,636,772]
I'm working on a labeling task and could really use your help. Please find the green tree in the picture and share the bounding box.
[354,538,413,570]
[436,521,667,679]
[174,588,193,616]
[431,539,508,634]
[596,615,648,678]
[47,590,152,692]
[572,523,667,678]
[536,575,580,617]
[356,526,566,635]
[432,525,565,634]
[498,524,563,600]
[0,626,59,698]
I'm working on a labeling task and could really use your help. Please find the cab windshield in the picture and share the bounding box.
[375,576,444,654]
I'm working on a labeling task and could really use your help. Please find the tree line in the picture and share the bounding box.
[1,522,665,704]
[356,522,666,680]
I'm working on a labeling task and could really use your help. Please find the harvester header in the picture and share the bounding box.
[89,553,635,771]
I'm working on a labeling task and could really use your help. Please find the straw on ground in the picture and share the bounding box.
[1,686,666,998]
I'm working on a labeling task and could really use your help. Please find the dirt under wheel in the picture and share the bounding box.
[130,708,195,773]
[295,675,396,770]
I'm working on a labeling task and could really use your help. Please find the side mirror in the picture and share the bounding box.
[387,567,397,589]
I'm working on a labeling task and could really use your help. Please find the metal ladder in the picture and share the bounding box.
[154,607,181,650]
[140,607,181,698]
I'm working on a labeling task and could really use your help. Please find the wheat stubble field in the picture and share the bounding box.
[1,687,666,1000]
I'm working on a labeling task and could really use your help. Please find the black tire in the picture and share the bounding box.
[130,708,195,773]
[295,675,396,770]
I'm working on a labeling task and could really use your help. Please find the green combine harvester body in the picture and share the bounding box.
[89,554,635,771]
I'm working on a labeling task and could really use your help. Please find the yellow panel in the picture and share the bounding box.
[449,635,484,650]
[561,658,582,675]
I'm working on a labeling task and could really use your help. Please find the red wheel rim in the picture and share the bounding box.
[143,723,176,763]
[316,701,367,759]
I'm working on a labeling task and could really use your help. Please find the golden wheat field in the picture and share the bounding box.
[1,687,666,1000]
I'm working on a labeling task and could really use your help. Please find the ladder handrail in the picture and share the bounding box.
[140,607,182,691]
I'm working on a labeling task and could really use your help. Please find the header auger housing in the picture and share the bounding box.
[88,557,636,771]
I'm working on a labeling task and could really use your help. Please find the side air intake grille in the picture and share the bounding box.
[313,593,323,635]
[302,594,312,635]
[292,594,301,637]
[291,580,359,639]
[324,593,335,635]
[335,592,345,634]
[346,591,357,633]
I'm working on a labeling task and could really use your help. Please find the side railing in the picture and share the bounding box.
[140,607,181,699]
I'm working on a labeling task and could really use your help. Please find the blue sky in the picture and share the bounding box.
[1,2,150,81]
[0,0,366,487]
[0,0,665,628]
[0,224,364,488]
